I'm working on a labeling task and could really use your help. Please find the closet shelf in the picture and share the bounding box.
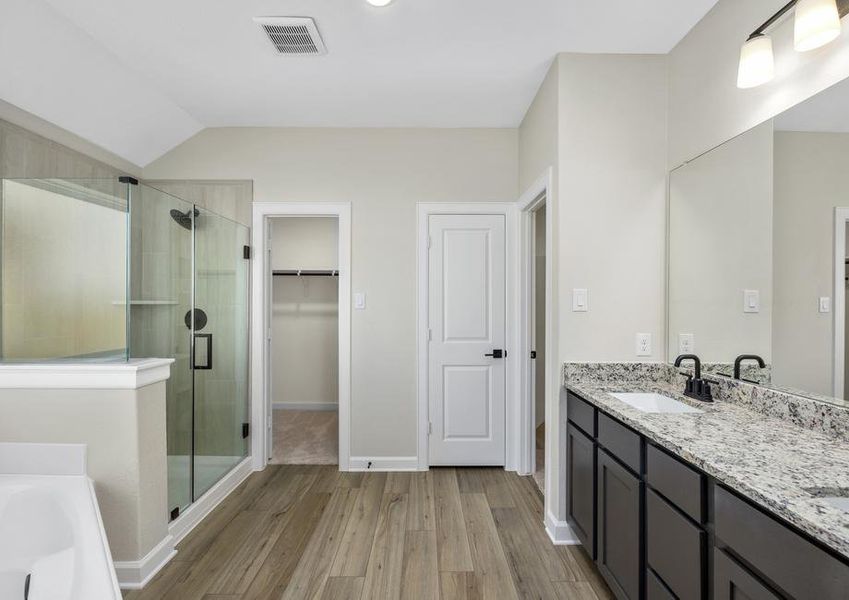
[273,269,338,277]
[112,300,179,306]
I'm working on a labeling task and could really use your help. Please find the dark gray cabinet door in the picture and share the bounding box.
[597,448,641,600]
[714,548,781,600]
[567,422,596,557]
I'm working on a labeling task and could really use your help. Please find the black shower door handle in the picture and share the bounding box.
[193,333,213,370]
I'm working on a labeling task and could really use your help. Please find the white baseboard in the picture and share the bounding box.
[544,510,580,545]
[348,456,423,471]
[169,456,254,546]
[273,402,338,411]
[114,534,177,589]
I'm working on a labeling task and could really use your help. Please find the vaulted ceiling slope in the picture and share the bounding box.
[2,0,717,166]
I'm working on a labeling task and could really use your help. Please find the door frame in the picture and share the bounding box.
[250,202,352,471]
[516,169,553,477]
[834,207,849,399]
[416,202,519,471]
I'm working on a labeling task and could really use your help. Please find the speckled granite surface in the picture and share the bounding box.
[564,364,849,560]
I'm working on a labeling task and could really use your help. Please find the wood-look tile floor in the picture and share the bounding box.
[123,466,612,600]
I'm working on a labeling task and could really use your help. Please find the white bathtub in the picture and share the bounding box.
[0,475,121,600]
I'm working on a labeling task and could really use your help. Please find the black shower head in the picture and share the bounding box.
[169,208,199,230]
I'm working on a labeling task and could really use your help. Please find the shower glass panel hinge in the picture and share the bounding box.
[118,176,139,185]
[243,245,251,260]
[428,422,433,435]
[242,422,250,439]
[170,506,180,521]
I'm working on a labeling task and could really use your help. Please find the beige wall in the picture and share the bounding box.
[668,121,774,363]
[143,128,519,457]
[272,217,339,409]
[773,131,849,396]
[558,54,668,362]
[0,382,168,562]
[668,0,849,168]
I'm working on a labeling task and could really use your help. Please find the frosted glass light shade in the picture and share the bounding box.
[737,35,775,89]
[794,0,842,52]
[366,0,393,5]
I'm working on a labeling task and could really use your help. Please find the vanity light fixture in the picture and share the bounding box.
[737,0,847,89]
[795,0,842,51]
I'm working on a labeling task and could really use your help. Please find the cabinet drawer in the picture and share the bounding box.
[567,392,596,436]
[646,569,676,600]
[646,443,704,523]
[715,485,849,599]
[646,489,705,600]
[598,413,641,474]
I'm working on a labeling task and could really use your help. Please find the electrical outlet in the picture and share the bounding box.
[678,333,695,354]
[636,333,652,357]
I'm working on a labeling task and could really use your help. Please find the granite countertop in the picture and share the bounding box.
[567,379,849,560]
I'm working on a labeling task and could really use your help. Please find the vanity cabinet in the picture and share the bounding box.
[597,448,642,600]
[567,422,596,557]
[565,390,849,600]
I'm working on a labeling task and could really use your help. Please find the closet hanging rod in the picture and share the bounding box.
[272,269,338,277]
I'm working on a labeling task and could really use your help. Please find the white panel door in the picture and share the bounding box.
[428,214,506,465]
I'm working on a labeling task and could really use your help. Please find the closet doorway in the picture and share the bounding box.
[269,216,339,465]
[531,203,546,494]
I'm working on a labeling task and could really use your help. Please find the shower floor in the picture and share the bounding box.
[167,454,244,514]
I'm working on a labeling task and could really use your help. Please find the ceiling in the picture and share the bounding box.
[3,0,718,166]
[775,76,849,133]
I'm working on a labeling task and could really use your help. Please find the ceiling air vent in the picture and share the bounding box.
[253,17,327,56]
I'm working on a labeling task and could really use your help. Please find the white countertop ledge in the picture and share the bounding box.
[0,358,174,389]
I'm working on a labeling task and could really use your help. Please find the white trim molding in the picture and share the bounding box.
[544,510,580,546]
[516,168,553,477]
[834,207,849,399]
[416,202,519,471]
[348,456,423,471]
[0,358,174,389]
[251,202,352,471]
[114,534,177,590]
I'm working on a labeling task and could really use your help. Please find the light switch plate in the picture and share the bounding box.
[819,297,831,313]
[572,288,588,312]
[678,333,695,354]
[743,289,760,313]
[636,333,652,357]
[354,292,366,310]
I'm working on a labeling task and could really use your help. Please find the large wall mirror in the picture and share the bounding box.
[668,76,849,407]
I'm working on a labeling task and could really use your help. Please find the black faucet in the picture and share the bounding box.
[674,354,713,402]
[733,354,765,380]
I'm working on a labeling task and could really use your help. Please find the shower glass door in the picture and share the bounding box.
[191,206,250,499]
[130,184,249,518]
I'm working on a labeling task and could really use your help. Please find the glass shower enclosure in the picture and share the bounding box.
[129,183,250,519]
[0,176,250,522]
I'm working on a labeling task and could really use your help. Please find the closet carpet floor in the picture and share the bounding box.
[272,409,338,465]
[123,466,613,600]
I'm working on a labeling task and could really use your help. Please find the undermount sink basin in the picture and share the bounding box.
[804,487,849,512]
[610,392,703,414]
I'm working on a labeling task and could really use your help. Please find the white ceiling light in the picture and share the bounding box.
[737,34,775,89]
[794,0,842,51]
[366,0,393,6]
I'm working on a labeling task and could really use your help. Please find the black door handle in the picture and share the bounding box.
[485,349,504,359]
[193,333,213,370]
